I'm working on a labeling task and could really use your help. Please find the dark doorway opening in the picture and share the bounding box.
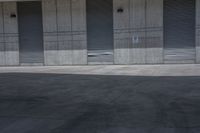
[87,0,114,64]
[18,1,44,65]
[164,0,196,64]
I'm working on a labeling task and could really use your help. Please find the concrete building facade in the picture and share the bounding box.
[0,0,199,66]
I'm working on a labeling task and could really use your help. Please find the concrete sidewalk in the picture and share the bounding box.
[0,64,200,76]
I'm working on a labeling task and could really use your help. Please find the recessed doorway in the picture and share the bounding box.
[18,1,44,65]
[164,0,196,64]
[87,0,114,64]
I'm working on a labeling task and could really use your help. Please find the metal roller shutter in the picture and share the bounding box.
[18,2,44,65]
[87,0,114,64]
[164,0,196,64]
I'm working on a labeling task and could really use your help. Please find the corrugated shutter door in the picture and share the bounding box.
[87,0,114,64]
[164,0,196,64]
[18,2,44,64]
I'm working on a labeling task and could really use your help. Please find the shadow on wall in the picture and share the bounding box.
[0,73,200,133]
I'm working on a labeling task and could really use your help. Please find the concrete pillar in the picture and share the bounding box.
[129,0,146,64]
[42,0,59,66]
[43,0,87,65]
[71,0,87,65]
[146,0,163,64]
[3,2,19,66]
[113,0,130,64]
[113,0,163,64]
[57,0,73,65]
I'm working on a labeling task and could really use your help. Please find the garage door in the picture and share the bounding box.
[87,0,114,64]
[164,0,196,64]
[18,1,44,65]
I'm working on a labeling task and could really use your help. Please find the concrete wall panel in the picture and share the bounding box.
[42,0,58,65]
[42,0,57,33]
[130,0,145,29]
[114,31,130,64]
[58,33,72,65]
[42,0,87,65]
[114,0,164,64]
[130,31,146,64]
[113,0,130,64]
[57,0,72,65]
[43,33,58,65]
[113,0,130,30]
[3,2,19,65]
[129,0,146,64]
[57,0,71,32]
[72,33,87,65]
[71,0,87,65]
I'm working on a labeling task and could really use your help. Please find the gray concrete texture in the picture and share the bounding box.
[0,0,199,65]
[0,65,200,133]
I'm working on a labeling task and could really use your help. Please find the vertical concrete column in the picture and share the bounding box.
[146,0,163,64]
[57,0,73,65]
[114,0,163,64]
[196,0,200,63]
[0,3,4,66]
[3,2,19,66]
[71,0,87,65]
[113,0,130,64]
[42,0,58,65]
[129,0,146,64]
